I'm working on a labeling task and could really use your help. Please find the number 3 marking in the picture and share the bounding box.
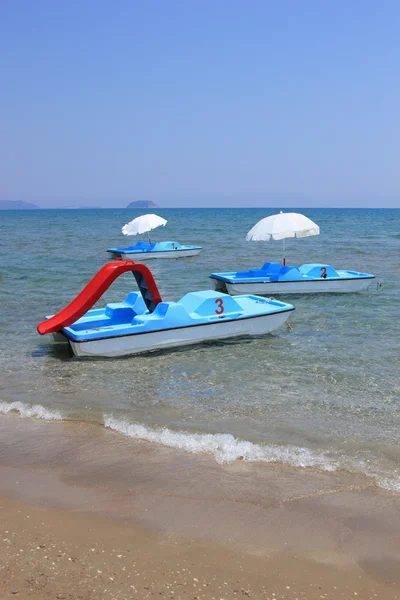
[215,298,224,314]
[320,267,327,278]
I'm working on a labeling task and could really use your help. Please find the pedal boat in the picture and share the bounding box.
[107,240,202,260]
[210,262,375,295]
[37,261,294,358]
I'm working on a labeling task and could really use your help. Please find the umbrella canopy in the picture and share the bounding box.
[246,212,320,241]
[246,211,320,265]
[122,214,167,236]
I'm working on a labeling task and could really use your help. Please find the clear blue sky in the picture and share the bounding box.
[1,0,399,207]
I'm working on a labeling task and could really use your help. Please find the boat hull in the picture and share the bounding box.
[211,276,375,295]
[67,311,292,358]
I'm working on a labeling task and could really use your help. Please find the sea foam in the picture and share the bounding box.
[0,400,63,421]
[104,416,400,491]
[1,404,398,492]
[104,415,338,470]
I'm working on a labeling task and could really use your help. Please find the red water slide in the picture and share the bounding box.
[37,260,163,335]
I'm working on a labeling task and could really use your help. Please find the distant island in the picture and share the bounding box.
[126,200,159,208]
[0,200,40,210]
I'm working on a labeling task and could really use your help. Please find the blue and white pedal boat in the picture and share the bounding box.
[107,241,202,260]
[64,292,293,358]
[210,262,375,296]
[37,260,294,358]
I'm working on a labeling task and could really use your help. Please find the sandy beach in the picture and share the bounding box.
[0,415,399,600]
[1,493,399,600]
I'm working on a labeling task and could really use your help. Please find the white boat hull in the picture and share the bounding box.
[118,248,201,260]
[68,311,292,358]
[212,277,375,295]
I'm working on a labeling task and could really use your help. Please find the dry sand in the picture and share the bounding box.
[1,495,399,600]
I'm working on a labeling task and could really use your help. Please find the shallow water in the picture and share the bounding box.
[0,207,399,489]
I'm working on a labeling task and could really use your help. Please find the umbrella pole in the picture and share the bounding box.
[282,239,286,266]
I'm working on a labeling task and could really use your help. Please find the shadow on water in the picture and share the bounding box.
[31,341,74,361]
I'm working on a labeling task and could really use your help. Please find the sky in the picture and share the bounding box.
[0,0,399,208]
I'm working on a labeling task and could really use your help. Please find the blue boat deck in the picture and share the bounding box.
[107,241,202,254]
[57,290,294,342]
[210,262,375,283]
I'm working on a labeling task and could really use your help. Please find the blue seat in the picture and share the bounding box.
[261,262,281,274]
[278,266,303,281]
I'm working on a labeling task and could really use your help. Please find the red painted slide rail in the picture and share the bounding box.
[37,260,163,335]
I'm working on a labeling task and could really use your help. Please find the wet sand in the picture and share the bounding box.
[1,415,400,599]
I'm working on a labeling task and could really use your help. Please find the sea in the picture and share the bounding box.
[0,208,399,491]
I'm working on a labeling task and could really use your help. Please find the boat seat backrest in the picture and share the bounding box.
[261,262,281,274]
[105,304,137,324]
[124,292,147,314]
[135,302,190,326]
[103,293,148,324]
[150,302,169,318]
[278,266,303,281]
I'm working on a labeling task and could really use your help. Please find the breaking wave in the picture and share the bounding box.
[104,415,338,470]
[1,403,398,492]
[0,400,63,421]
[103,416,400,492]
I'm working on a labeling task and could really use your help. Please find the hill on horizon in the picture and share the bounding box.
[126,200,158,209]
[0,200,40,209]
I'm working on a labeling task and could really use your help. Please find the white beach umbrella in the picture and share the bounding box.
[246,211,320,265]
[122,214,167,240]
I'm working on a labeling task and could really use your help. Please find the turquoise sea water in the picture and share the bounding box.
[0,208,399,489]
